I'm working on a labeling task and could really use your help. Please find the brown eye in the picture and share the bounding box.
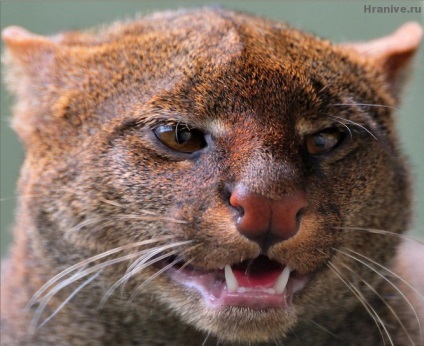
[306,129,343,155]
[154,125,207,153]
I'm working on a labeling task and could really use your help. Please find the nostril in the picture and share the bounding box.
[236,205,245,217]
[296,207,306,223]
[228,186,246,217]
[231,204,245,219]
[223,184,243,214]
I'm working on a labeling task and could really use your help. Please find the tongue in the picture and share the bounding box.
[232,268,282,288]
[231,257,284,288]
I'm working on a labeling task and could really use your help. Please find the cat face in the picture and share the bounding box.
[3,8,421,343]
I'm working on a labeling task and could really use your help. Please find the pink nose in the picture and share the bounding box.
[229,184,307,248]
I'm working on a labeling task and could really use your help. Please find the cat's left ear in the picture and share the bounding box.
[339,22,422,101]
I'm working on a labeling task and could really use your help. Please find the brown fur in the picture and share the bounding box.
[1,8,423,345]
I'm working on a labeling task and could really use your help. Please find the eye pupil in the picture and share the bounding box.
[175,129,192,145]
[314,134,327,149]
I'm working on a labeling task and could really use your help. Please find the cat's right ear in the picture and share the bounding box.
[1,26,63,98]
[2,27,73,144]
[2,26,60,70]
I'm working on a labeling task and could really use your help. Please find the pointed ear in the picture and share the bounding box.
[339,22,423,101]
[2,26,62,97]
[2,25,59,67]
[2,27,69,143]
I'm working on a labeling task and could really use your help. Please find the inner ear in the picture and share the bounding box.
[338,22,423,102]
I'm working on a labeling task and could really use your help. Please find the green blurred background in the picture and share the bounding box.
[1,1,423,257]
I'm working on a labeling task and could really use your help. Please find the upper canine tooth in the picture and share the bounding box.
[224,265,239,293]
[273,265,292,294]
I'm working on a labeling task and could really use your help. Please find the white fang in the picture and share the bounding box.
[273,266,292,294]
[224,265,239,293]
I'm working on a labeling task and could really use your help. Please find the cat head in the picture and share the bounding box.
[3,8,422,343]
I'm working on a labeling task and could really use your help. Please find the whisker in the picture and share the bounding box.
[338,247,423,339]
[33,269,103,332]
[113,213,188,224]
[202,331,211,346]
[173,244,202,270]
[342,248,424,301]
[338,227,424,246]
[331,118,353,140]
[30,249,164,331]
[127,255,184,304]
[331,116,377,140]
[30,252,146,324]
[101,241,195,305]
[27,236,173,309]
[102,250,182,306]
[32,251,151,308]
[339,261,417,346]
[306,319,341,340]
[272,337,283,346]
[128,244,200,303]
[29,264,88,333]
[331,103,399,112]
[98,198,166,216]
[98,197,187,224]
[63,214,186,239]
[125,250,168,277]
[123,241,195,282]
[178,257,196,271]
[98,197,132,209]
[61,217,105,240]
[327,261,392,345]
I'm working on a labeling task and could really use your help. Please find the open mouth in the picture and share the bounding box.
[165,255,310,310]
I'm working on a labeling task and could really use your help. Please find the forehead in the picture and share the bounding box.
[59,9,366,130]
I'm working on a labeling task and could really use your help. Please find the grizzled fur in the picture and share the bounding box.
[1,8,423,345]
